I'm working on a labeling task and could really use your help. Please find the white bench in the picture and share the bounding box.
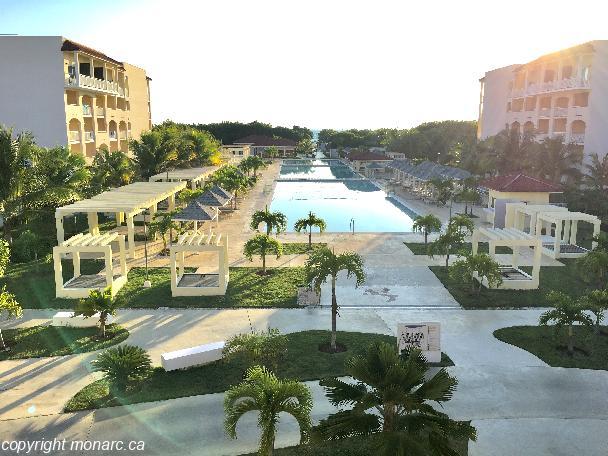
[161,341,225,371]
[51,311,113,328]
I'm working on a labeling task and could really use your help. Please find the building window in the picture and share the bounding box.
[538,119,549,134]
[573,92,589,107]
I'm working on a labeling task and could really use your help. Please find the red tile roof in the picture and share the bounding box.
[233,135,297,147]
[346,150,393,161]
[480,174,562,193]
[61,39,124,67]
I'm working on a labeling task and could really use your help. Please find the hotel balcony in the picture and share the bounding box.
[553,107,569,117]
[119,131,128,140]
[82,105,92,116]
[109,130,118,141]
[84,131,95,143]
[65,74,128,97]
[538,108,551,117]
[96,107,105,118]
[570,133,585,144]
[510,77,590,98]
[68,131,80,143]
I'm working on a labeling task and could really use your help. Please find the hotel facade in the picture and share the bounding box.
[0,36,152,161]
[477,41,608,163]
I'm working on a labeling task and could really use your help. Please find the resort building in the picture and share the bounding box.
[477,41,608,163]
[220,144,252,160]
[345,150,393,174]
[0,36,152,161]
[233,135,297,157]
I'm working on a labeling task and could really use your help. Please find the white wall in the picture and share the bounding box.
[477,65,518,139]
[0,36,67,147]
[585,40,608,163]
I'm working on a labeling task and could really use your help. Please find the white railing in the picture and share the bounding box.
[553,107,568,117]
[538,108,551,117]
[82,105,92,116]
[109,131,118,140]
[84,131,95,142]
[64,74,127,97]
[570,133,585,144]
[96,107,105,117]
[69,131,80,143]
[512,77,590,97]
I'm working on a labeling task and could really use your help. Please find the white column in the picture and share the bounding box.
[87,212,99,235]
[531,241,542,288]
[562,219,571,244]
[126,214,135,258]
[115,212,124,226]
[569,220,578,245]
[512,245,520,270]
[554,220,562,258]
[74,51,80,86]
[168,194,175,211]
[104,246,113,289]
[72,251,81,277]
[56,213,65,245]
[170,249,177,294]
[53,247,64,298]
[592,221,600,250]
[118,236,127,276]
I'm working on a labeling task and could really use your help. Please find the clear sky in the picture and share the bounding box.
[1,0,606,130]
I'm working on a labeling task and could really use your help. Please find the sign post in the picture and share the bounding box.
[397,322,441,363]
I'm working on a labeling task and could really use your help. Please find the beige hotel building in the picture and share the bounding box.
[0,36,152,161]
[477,41,608,163]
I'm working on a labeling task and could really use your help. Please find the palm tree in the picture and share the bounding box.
[0,286,23,351]
[576,250,608,290]
[213,165,250,209]
[74,288,119,338]
[305,247,365,352]
[428,225,467,268]
[314,342,476,455]
[92,345,152,395]
[540,291,593,355]
[130,129,180,179]
[585,153,608,191]
[250,155,267,177]
[91,148,134,191]
[448,214,475,236]
[533,137,583,184]
[224,365,313,456]
[148,211,180,253]
[243,234,282,275]
[412,214,441,245]
[294,212,327,249]
[580,290,608,334]
[251,206,287,236]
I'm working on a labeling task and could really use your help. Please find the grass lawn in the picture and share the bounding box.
[281,243,327,255]
[404,242,512,256]
[113,267,307,308]
[65,330,453,412]
[494,325,608,370]
[0,324,128,360]
[429,259,590,309]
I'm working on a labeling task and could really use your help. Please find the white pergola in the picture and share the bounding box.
[149,166,219,189]
[55,181,186,258]
[472,227,542,290]
[170,231,229,297]
[535,211,601,259]
[505,203,568,235]
[53,232,127,299]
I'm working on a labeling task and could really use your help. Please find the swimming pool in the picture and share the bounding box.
[279,164,359,180]
[270,179,420,232]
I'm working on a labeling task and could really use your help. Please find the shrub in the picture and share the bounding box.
[0,239,9,276]
[11,230,41,263]
[92,345,152,395]
[223,328,288,371]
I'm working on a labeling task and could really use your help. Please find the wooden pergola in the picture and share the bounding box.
[472,227,542,290]
[535,211,602,259]
[170,231,229,296]
[53,232,127,299]
[149,166,219,189]
[55,181,186,258]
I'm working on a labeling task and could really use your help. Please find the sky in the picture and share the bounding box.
[1,0,607,130]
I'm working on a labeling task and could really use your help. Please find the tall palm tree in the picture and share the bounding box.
[294,212,327,249]
[576,250,608,290]
[74,288,118,338]
[533,137,583,184]
[448,214,475,236]
[580,290,608,334]
[540,291,593,355]
[213,165,250,209]
[314,342,477,455]
[250,156,267,177]
[305,247,365,352]
[251,206,287,236]
[585,153,608,191]
[91,148,134,191]
[243,234,282,275]
[412,214,441,245]
[225,366,313,456]
[130,129,180,179]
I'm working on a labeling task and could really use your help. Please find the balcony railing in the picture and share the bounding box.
[553,107,568,117]
[109,131,118,140]
[69,131,80,143]
[84,131,95,142]
[65,74,126,97]
[538,108,551,117]
[82,105,92,116]
[96,107,105,117]
[570,133,585,144]
[511,77,590,98]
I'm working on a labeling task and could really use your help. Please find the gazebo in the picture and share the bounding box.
[53,232,128,298]
[170,231,229,296]
[172,200,218,232]
[535,211,602,258]
[472,227,542,290]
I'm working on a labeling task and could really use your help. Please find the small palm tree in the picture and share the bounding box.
[224,365,313,456]
[428,225,467,268]
[148,211,180,253]
[412,214,442,245]
[244,234,283,275]
[222,328,288,371]
[576,250,608,290]
[449,252,502,294]
[92,345,152,395]
[449,214,475,236]
[314,342,476,454]
[251,206,288,236]
[540,291,593,355]
[294,212,327,249]
[250,156,267,177]
[74,288,118,339]
[0,286,22,351]
[580,290,608,334]
[305,247,365,352]
[91,148,134,191]
[585,153,608,191]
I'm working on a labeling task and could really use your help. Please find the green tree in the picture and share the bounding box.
[579,290,608,334]
[412,214,442,245]
[448,214,475,236]
[585,153,608,191]
[251,206,287,236]
[533,137,583,184]
[149,211,180,252]
[0,286,22,351]
[243,234,282,275]
[265,146,279,159]
[313,342,476,455]
[90,148,134,191]
[213,165,250,209]
[92,345,152,395]
[449,252,502,294]
[249,155,267,177]
[0,239,10,276]
[539,291,593,355]
[428,225,467,268]
[430,178,455,206]
[130,129,180,179]
[180,128,221,166]
[224,365,313,456]
[295,137,315,156]
[305,247,365,352]
[576,250,608,290]
[294,212,327,249]
[74,288,118,339]
[222,328,288,371]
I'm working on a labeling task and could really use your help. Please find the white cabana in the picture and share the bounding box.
[505,203,568,235]
[55,181,186,258]
[170,231,229,296]
[53,232,127,299]
[149,166,219,189]
[472,227,542,290]
[535,211,602,259]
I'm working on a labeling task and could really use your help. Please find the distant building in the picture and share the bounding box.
[220,144,251,160]
[477,41,608,163]
[0,36,152,162]
[233,135,297,157]
[345,150,392,174]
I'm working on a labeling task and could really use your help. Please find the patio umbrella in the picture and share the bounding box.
[210,184,233,200]
[172,200,218,231]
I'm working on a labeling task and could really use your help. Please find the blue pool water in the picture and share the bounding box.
[279,164,359,180]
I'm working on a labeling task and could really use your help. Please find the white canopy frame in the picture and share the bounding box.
[505,203,568,235]
[53,232,128,299]
[149,166,219,190]
[170,231,229,296]
[535,211,601,259]
[472,227,542,290]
